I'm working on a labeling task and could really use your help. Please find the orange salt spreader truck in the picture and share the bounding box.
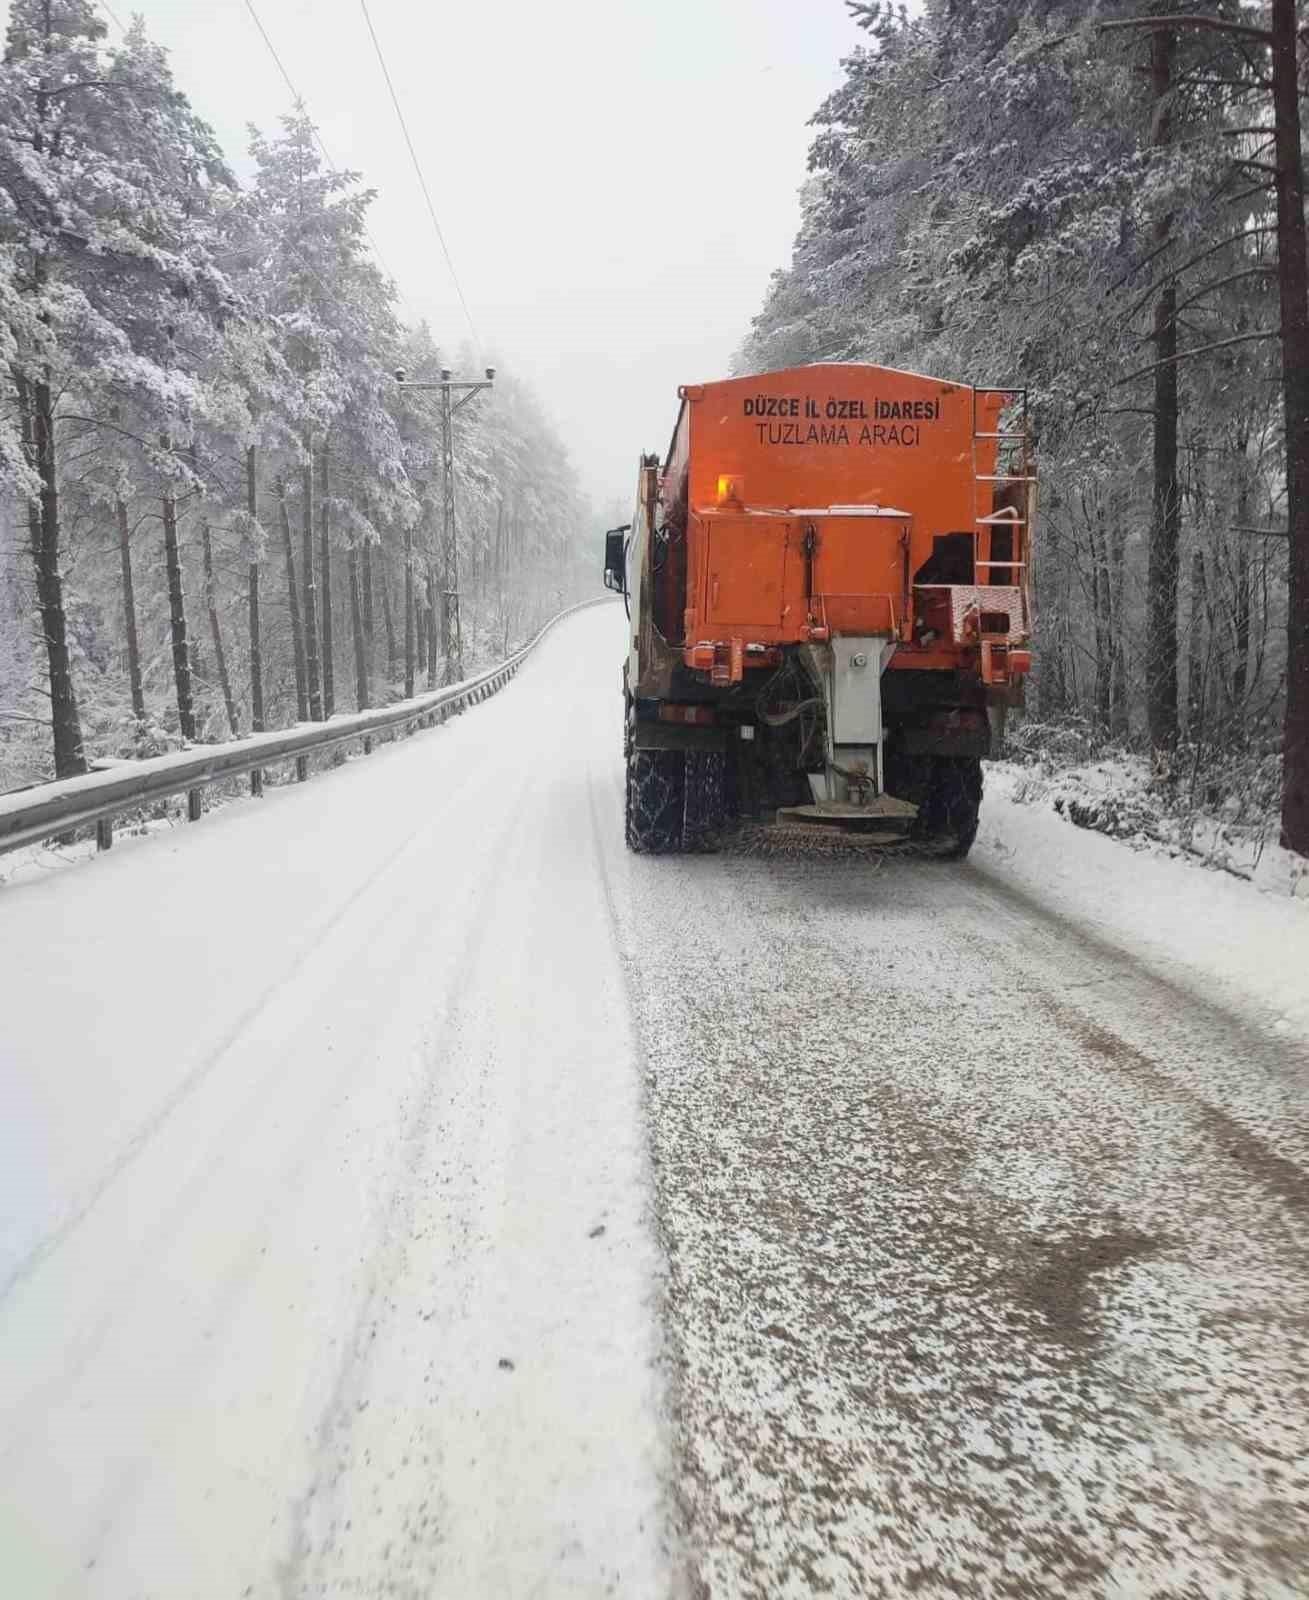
[602,362,1035,856]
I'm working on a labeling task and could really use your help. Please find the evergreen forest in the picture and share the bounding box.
[0,0,594,794]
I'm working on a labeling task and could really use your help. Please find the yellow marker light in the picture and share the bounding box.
[716,473,744,506]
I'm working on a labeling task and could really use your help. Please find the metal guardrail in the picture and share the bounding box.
[0,597,613,859]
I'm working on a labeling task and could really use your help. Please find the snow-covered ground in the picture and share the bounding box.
[2,603,1307,1598]
[0,604,671,1598]
[980,764,1309,1037]
[991,752,1309,901]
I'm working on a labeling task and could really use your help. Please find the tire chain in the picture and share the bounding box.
[683,750,727,852]
[626,748,684,853]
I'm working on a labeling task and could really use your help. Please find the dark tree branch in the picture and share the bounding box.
[1114,227,1276,325]
[1220,180,1277,207]
[1114,330,1279,386]
[1097,15,1271,46]
[39,80,124,100]
[1171,264,1277,318]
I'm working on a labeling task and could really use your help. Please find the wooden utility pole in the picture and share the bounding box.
[393,364,495,683]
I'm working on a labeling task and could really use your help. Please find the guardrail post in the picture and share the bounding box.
[364,735,373,755]
[296,756,308,782]
[250,770,263,798]
[187,789,203,822]
[96,818,113,852]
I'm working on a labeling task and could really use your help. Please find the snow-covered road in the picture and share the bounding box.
[2,603,1307,1598]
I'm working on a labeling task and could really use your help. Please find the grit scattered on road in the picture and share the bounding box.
[597,771,1309,1599]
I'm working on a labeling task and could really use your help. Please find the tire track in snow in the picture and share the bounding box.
[276,770,533,1597]
[1,745,533,1580]
[0,743,491,1304]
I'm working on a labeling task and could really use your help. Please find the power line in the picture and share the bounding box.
[97,1,125,31]
[241,0,300,108]
[356,0,482,357]
[241,0,400,292]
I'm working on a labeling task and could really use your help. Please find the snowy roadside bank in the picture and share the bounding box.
[990,751,1306,896]
[976,763,1309,1037]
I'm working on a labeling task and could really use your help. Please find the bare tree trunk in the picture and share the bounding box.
[425,569,438,688]
[201,516,239,736]
[160,450,196,742]
[1232,544,1251,708]
[380,553,398,683]
[16,371,85,778]
[278,478,309,722]
[1038,634,1067,720]
[116,497,146,726]
[404,524,415,698]
[1186,546,1206,743]
[247,447,264,736]
[1089,509,1112,735]
[1225,432,1252,712]
[1271,0,1309,853]
[301,450,322,720]
[348,545,370,711]
[1146,24,1180,751]
[246,447,264,794]
[1109,518,1129,740]
[362,538,375,676]
[319,444,335,717]
[1251,531,1272,700]
[13,69,84,782]
[1032,514,1066,720]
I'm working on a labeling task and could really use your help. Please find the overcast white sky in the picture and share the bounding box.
[58,1,870,507]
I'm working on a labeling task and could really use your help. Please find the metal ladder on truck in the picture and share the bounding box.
[971,386,1034,688]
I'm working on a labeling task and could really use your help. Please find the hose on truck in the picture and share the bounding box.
[757,698,823,727]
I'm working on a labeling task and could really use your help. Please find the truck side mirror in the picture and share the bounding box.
[603,526,629,594]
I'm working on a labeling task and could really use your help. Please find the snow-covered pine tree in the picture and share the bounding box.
[243,113,409,719]
[1,2,241,767]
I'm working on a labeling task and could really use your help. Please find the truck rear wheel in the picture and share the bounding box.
[912,755,983,859]
[625,746,686,853]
